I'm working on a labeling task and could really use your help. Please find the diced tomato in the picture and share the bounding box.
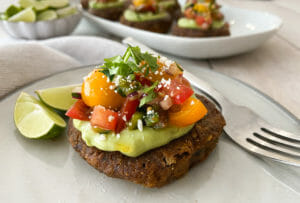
[159,76,194,105]
[196,16,205,26]
[65,100,91,121]
[135,74,152,86]
[90,105,118,131]
[115,95,140,133]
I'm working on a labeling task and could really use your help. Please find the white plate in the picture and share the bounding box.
[83,5,282,59]
[0,63,299,202]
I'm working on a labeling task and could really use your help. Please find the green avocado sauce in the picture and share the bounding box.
[159,0,176,9]
[89,0,125,9]
[178,17,225,29]
[178,18,200,29]
[73,119,194,157]
[124,9,168,22]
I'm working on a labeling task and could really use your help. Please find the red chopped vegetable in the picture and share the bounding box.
[159,76,194,105]
[65,100,91,121]
[135,74,152,86]
[90,105,118,131]
[116,94,140,133]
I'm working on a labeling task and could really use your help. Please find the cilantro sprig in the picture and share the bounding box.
[100,46,158,81]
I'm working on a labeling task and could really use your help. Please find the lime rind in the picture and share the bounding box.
[35,84,80,111]
[14,92,66,139]
[19,0,49,11]
[56,5,78,18]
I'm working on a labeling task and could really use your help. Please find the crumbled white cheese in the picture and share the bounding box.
[98,134,106,141]
[191,100,195,105]
[165,60,173,68]
[108,115,115,122]
[116,134,120,139]
[122,115,127,121]
[137,119,143,132]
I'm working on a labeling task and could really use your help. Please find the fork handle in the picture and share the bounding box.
[122,37,230,110]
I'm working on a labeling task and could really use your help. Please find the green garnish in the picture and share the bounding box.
[100,46,158,81]
[128,112,143,130]
[144,107,159,127]
[139,81,159,107]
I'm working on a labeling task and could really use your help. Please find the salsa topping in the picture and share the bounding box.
[66,46,208,134]
[183,0,224,29]
[131,0,158,13]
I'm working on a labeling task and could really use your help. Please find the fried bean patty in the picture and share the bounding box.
[67,95,225,187]
[172,23,230,37]
[120,14,172,33]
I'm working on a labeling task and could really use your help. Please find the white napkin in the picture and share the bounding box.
[0,36,126,98]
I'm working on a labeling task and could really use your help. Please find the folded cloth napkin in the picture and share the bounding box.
[0,36,126,98]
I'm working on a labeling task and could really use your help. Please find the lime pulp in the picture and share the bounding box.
[35,84,80,111]
[37,10,58,21]
[14,92,66,139]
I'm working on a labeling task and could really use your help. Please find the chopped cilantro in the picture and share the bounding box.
[175,62,184,71]
[139,81,159,107]
[101,46,159,82]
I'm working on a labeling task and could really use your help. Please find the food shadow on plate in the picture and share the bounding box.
[14,128,70,167]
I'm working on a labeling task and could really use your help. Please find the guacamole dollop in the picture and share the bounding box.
[178,17,225,30]
[124,9,168,22]
[89,0,125,9]
[73,119,194,157]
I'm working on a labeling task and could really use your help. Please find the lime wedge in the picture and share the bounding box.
[35,84,80,111]
[14,92,66,139]
[56,5,78,18]
[5,5,22,18]
[37,10,57,21]
[19,0,49,11]
[8,7,36,22]
[48,0,69,9]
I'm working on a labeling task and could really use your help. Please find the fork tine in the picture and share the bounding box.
[247,135,300,157]
[258,120,300,142]
[244,140,300,167]
[254,131,300,149]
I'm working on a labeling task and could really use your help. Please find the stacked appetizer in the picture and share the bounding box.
[65,47,226,187]
[87,0,129,20]
[172,0,230,37]
[82,0,230,36]
[158,0,181,19]
[120,0,172,33]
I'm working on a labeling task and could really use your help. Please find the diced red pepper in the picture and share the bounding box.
[65,100,91,121]
[90,105,118,131]
[115,95,140,133]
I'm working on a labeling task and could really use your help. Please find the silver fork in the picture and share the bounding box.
[122,37,300,167]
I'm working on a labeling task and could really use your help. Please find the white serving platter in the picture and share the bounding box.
[83,5,282,59]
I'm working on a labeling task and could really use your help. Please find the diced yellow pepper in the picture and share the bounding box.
[193,3,209,13]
